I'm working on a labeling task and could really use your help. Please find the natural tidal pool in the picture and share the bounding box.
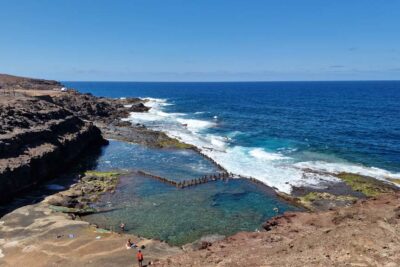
[92,140,224,181]
[83,140,300,245]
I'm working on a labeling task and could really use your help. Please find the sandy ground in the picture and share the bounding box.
[0,201,181,267]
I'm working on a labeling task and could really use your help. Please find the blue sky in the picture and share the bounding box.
[1,0,399,81]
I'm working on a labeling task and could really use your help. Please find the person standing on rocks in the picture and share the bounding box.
[136,249,144,267]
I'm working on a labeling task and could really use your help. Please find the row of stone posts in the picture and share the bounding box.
[137,170,234,189]
[175,172,232,188]
[137,170,178,186]
[136,169,274,192]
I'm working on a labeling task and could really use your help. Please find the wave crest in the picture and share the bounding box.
[126,97,400,193]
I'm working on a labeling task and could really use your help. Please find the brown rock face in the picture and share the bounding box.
[50,91,147,123]
[154,192,400,267]
[0,73,190,203]
[0,96,107,203]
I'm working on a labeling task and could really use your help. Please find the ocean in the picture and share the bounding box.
[65,81,400,193]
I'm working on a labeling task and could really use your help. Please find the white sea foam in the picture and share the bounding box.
[206,134,228,150]
[249,148,289,161]
[143,97,173,107]
[176,118,215,132]
[289,172,342,190]
[127,97,400,193]
[202,146,301,193]
[294,161,400,182]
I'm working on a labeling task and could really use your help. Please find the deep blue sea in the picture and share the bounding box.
[65,81,400,193]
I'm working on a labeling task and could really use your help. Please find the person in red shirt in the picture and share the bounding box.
[136,250,144,267]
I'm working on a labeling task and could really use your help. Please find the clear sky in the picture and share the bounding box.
[1,0,399,81]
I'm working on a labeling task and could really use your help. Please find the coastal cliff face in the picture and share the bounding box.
[50,91,188,148]
[0,96,107,203]
[0,73,190,204]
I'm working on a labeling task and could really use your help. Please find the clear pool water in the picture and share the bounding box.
[83,140,299,245]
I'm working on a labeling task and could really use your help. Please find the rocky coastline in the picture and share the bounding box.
[1,73,400,266]
[0,74,192,204]
[45,170,122,216]
[0,96,107,204]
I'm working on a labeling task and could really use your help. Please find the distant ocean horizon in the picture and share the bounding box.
[65,80,400,193]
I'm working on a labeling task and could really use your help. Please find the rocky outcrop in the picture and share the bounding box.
[49,91,186,148]
[45,170,121,215]
[0,97,107,203]
[155,192,400,266]
[50,91,146,122]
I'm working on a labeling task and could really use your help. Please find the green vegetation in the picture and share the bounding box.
[84,170,120,178]
[47,170,123,215]
[82,170,122,198]
[157,137,193,149]
[336,173,397,197]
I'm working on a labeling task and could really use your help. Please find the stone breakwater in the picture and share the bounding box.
[0,96,107,203]
[137,170,233,188]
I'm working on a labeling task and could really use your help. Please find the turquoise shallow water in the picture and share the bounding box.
[92,140,223,181]
[83,141,299,245]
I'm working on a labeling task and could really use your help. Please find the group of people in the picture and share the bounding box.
[121,223,145,266]
[126,238,144,266]
[119,222,144,267]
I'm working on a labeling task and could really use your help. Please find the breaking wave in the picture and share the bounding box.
[127,98,400,193]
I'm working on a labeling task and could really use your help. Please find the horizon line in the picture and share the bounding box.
[62,79,400,83]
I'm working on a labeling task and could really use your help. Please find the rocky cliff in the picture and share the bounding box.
[0,73,190,203]
[0,95,107,203]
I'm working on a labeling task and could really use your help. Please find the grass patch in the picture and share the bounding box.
[300,192,322,202]
[84,170,120,178]
[336,173,397,197]
[157,137,193,149]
